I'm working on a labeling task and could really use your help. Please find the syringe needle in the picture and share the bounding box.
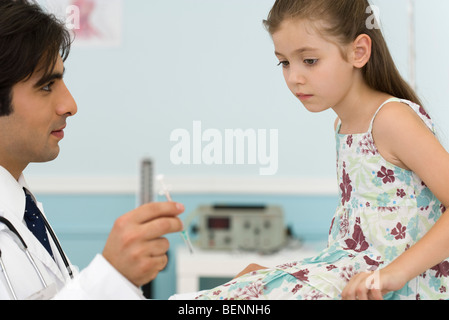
[157,175,194,254]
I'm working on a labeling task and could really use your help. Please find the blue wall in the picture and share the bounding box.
[38,192,337,299]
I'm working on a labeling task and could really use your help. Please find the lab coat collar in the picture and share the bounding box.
[0,166,28,222]
[0,165,66,285]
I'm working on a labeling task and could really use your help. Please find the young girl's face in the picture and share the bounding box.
[272,19,356,113]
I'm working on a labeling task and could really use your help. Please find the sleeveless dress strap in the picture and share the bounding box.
[336,97,435,135]
[336,98,399,135]
[335,118,342,134]
[367,98,401,133]
[368,97,436,134]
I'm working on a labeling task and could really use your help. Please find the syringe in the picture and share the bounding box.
[156,175,194,254]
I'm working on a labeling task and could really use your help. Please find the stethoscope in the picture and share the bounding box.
[0,214,74,300]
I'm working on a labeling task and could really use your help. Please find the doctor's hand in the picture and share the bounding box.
[102,202,185,287]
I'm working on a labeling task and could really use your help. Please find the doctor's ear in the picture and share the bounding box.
[351,34,372,69]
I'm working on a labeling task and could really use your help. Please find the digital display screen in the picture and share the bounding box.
[208,217,230,230]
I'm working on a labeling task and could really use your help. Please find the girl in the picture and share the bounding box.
[196,0,449,300]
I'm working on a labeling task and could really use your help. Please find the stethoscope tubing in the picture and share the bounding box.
[40,214,73,279]
[0,215,72,300]
[0,253,17,300]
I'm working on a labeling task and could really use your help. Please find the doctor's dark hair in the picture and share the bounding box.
[0,0,72,116]
[263,0,423,107]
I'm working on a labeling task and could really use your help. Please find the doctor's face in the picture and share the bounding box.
[0,56,77,174]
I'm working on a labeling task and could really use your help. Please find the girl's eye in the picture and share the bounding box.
[304,59,318,66]
[277,61,289,68]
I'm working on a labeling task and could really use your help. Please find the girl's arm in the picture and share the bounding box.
[342,102,449,300]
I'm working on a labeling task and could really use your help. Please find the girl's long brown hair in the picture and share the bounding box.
[263,0,423,107]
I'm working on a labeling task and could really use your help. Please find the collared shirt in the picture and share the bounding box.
[0,166,145,300]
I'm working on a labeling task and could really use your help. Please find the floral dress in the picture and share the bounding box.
[196,98,448,300]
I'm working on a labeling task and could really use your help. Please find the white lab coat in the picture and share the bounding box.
[0,166,145,300]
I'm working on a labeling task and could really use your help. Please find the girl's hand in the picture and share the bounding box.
[341,267,408,300]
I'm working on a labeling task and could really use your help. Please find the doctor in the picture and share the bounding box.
[0,0,185,299]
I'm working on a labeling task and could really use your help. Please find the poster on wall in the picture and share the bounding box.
[39,0,123,47]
